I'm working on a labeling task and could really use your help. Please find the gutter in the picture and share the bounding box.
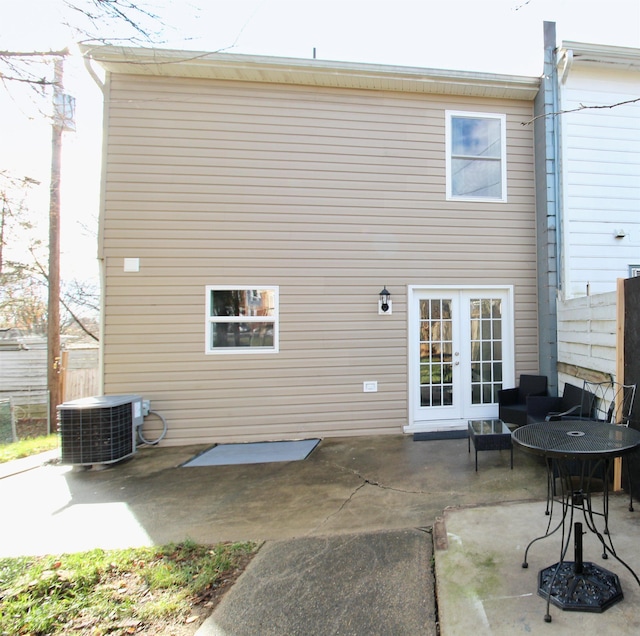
[82,53,105,92]
[560,40,640,70]
[79,44,540,100]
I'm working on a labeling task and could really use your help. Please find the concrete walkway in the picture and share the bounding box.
[198,529,436,636]
[3,435,637,634]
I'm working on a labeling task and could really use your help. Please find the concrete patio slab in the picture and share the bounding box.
[436,497,640,634]
[4,435,639,634]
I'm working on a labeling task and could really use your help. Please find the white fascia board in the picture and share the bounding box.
[560,41,640,71]
[80,44,539,100]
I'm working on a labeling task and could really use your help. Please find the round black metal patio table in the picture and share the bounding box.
[512,420,640,622]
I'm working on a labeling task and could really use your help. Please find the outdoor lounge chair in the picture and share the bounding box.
[497,374,548,427]
[524,382,593,425]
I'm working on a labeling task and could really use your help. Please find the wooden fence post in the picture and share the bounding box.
[614,278,624,491]
[60,350,69,404]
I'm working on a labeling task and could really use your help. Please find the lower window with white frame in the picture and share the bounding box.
[205,285,279,353]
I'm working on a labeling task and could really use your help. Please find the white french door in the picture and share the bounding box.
[408,287,514,431]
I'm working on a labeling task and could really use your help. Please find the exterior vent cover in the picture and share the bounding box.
[58,395,143,465]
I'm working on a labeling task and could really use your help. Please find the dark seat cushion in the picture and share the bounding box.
[499,403,529,428]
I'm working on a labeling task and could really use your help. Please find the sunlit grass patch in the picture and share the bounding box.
[0,434,58,463]
[0,540,259,635]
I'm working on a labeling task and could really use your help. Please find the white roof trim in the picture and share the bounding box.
[80,45,539,100]
[560,41,640,71]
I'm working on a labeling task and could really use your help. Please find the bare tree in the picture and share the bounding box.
[0,172,48,334]
[1,1,163,92]
[0,184,100,339]
[1,1,165,335]
[524,96,640,126]
[0,171,41,275]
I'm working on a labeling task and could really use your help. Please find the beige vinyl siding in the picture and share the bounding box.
[101,74,536,445]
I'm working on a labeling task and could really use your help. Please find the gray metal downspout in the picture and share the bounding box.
[552,47,562,296]
[533,21,560,395]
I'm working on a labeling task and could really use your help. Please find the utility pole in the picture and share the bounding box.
[47,55,73,431]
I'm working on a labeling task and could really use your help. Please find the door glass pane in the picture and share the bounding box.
[469,297,503,405]
[419,298,454,407]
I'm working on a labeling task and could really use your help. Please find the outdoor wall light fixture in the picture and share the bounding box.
[378,286,392,315]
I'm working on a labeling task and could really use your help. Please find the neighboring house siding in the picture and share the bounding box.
[0,339,47,397]
[559,65,640,298]
[0,343,99,402]
[101,73,537,445]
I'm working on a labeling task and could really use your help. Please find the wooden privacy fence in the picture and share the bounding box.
[556,290,617,384]
[60,348,99,403]
[0,344,98,403]
[556,280,638,492]
[0,343,98,440]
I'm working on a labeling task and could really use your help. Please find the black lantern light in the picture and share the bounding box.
[379,286,392,314]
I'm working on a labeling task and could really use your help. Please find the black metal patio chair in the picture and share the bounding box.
[547,380,637,512]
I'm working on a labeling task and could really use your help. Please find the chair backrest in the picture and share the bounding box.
[560,383,592,416]
[518,375,547,402]
[581,381,637,425]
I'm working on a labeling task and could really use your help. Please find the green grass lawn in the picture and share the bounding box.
[0,540,259,635]
[0,434,59,464]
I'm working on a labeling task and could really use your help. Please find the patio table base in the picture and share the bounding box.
[538,561,623,613]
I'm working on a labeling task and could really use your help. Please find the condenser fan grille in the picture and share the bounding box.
[58,395,141,465]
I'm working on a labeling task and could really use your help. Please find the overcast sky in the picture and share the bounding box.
[2,0,639,280]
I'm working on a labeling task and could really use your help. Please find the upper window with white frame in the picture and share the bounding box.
[446,111,507,202]
[205,286,279,354]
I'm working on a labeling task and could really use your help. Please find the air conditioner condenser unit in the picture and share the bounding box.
[58,394,143,466]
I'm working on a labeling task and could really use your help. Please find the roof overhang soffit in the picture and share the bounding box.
[559,40,640,74]
[81,45,540,101]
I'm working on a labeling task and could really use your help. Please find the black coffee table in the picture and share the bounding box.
[512,420,640,622]
[468,418,513,471]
